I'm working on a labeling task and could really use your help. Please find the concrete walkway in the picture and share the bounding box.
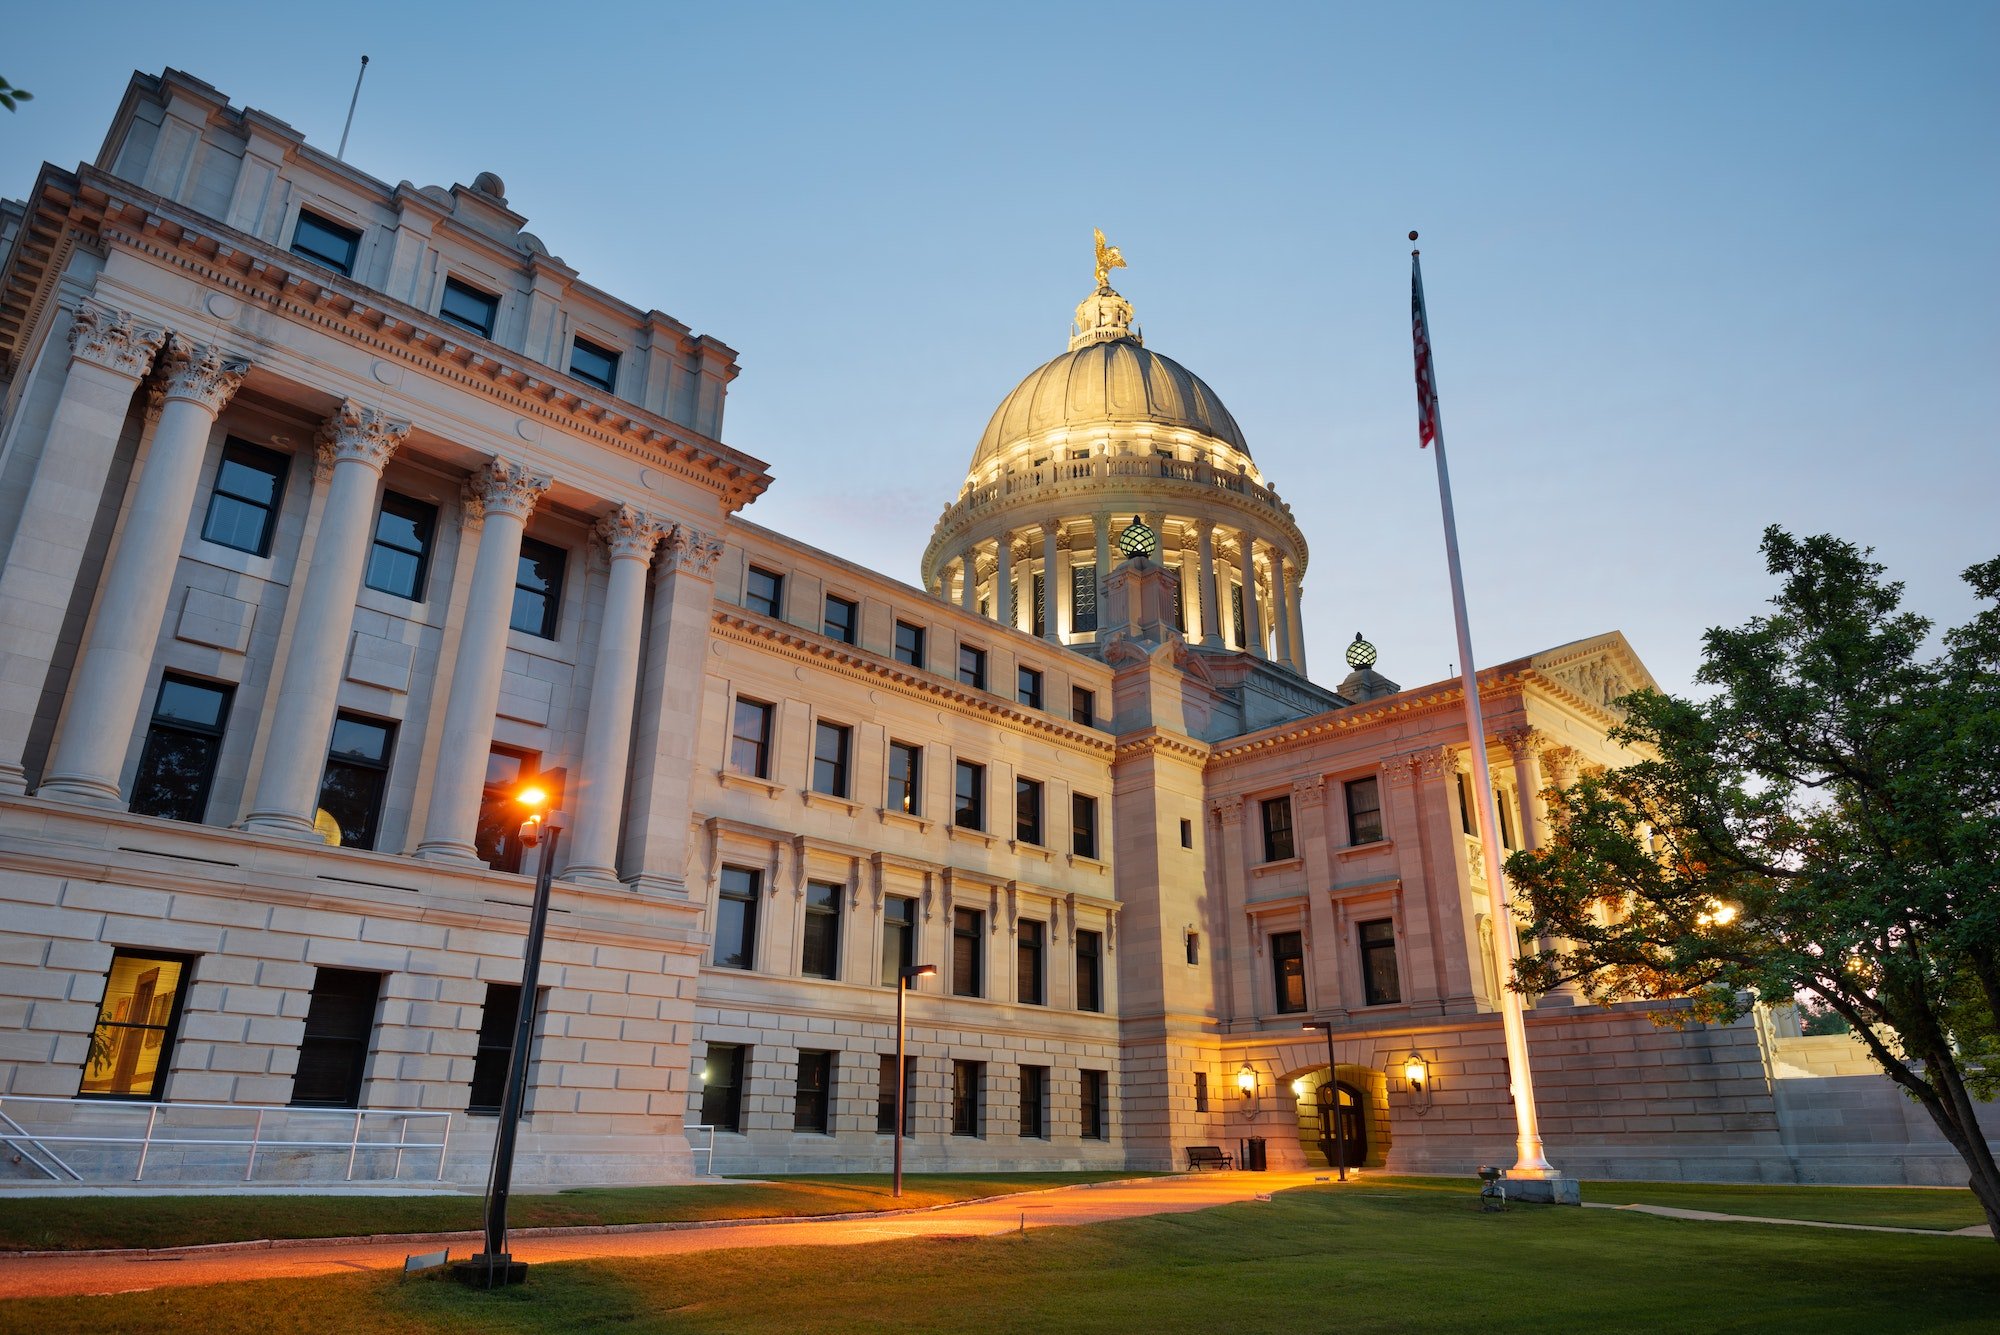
[0,1171,1324,1301]
[1585,1201,1996,1239]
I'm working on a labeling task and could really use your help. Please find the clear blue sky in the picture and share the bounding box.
[4,2,1994,694]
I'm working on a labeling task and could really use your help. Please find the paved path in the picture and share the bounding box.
[1585,1201,1995,1238]
[0,1172,1323,1300]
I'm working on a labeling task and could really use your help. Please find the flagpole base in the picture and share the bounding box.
[1499,1174,1581,1206]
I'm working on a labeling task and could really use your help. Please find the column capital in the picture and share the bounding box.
[1196,517,1216,538]
[659,521,725,576]
[150,333,250,416]
[594,504,665,563]
[1291,774,1327,805]
[313,399,410,479]
[1495,725,1544,763]
[68,302,165,379]
[462,457,552,528]
[1416,745,1459,781]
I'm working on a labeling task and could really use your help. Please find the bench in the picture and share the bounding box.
[1185,1145,1234,1171]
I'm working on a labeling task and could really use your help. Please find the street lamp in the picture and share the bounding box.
[458,771,567,1289]
[1302,1020,1347,1182]
[893,962,937,1198]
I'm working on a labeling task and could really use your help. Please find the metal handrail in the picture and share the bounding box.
[686,1123,716,1176]
[0,1107,82,1182]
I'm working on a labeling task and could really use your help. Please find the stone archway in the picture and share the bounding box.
[1289,1064,1390,1170]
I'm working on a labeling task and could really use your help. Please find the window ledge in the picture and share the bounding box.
[948,824,995,847]
[717,769,785,797]
[1252,856,1304,877]
[878,808,931,833]
[802,790,860,815]
[1067,853,1108,873]
[1009,840,1053,861]
[1335,840,1393,860]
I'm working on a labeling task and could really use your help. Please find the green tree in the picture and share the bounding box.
[0,78,31,112]
[1505,528,2000,1240]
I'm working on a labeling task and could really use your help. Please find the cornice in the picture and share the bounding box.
[1206,665,1538,763]
[1112,726,1212,764]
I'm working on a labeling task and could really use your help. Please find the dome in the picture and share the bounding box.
[970,337,1249,472]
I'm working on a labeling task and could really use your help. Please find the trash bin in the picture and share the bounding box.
[1240,1136,1267,1171]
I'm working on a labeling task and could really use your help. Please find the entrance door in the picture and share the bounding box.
[1315,1082,1365,1167]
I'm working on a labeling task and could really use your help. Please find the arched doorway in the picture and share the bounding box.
[1314,1081,1366,1168]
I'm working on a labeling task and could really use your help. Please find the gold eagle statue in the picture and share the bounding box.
[1093,228,1126,288]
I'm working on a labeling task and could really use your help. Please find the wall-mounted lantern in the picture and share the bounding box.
[1403,1050,1432,1115]
[1236,1064,1257,1099]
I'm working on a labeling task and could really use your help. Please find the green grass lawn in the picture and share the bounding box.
[1359,1175,1989,1232]
[0,1173,1143,1252]
[2,1183,1994,1335]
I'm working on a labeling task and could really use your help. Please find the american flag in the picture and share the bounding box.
[1411,253,1439,449]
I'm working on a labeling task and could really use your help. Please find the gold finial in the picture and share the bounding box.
[1093,228,1126,288]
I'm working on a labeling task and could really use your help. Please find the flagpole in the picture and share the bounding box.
[1410,234,1556,1179]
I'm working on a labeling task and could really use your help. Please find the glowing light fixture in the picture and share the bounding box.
[1236,1064,1256,1098]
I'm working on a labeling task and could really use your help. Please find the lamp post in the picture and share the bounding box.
[458,771,566,1289]
[1302,1020,1346,1182]
[893,962,937,1198]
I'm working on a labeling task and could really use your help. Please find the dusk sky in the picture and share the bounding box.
[3,2,1993,695]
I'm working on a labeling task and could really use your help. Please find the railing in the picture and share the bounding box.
[950,453,1288,520]
[0,1094,452,1185]
[686,1122,716,1176]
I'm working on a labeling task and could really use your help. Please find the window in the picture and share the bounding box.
[1017,920,1045,1005]
[958,644,987,690]
[79,951,192,1099]
[1261,796,1296,863]
[729,697,774,778]
[1071,562,1098,633]
[511,536,566,638]
[952,907,983,997]
[1017,666,1043,709]
[1359,919,1403,1006]
[129,675,233,823]
[1015,777,1043,846]
[881,895,917,986]
[290,968,380,1108]
[954,759,985,830]
[475,745,541,873]
[700,1044,745,1132]
[715,866,759,970]
[290,210,361,276]
[364,491,438,601]
[893,620,926,668]
[823,594,858,644]
[1180,817,1194,849]
[1498,794,1517,851]
[569,336,619,392]
[887,740,921,816]
[744,565,784,617]
[802,881,842,980]
[1194,1071,1210,1113]
[1231,582,1246,649]
[1272,930,1307,1013]
[877,1053,913,1134]
[1076,929,1103,1013]
[1081,1069,1109,1140]
[1072,686,1096,727]
[467,983,527,1114]
[315,713,395,851]
[200,439,289,556]
[1346,776,1384,845]
[952,1060,983,1136]
[439,276,498,338]
[1019,1064,1048,1138]
[1185,930,1201,966]
[1030,571,1047,638]
[1457,771,1480,837]
[793,1050,833,1133]
[1071,793,1098,859]
[812,720,852,798]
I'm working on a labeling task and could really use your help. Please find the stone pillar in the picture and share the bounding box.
[241,401,410,838]
[1498,728,1544,852]
[414,459,551,862]
[1272,555,1296,670]
[958,548,978,612]
[1197,520,1221,647]
[994,529,1013,627]
[565,505,664,886]
[1294,777,1345,1018]
[1053,528,1074,641]
[1092,512,1112,640]
[1041,522,1061,643]
[1237,532,1266,660]
[1285,563,1307,676]
[0,303,164,794]
[39,334,248,804]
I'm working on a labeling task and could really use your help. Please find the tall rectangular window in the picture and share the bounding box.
[200,439,289,557]
[877,1053,913,1134]
[475,745,541,873]
[881,895,917,986]
[1457,771,1480,837]
[1071,792,1098,859]
[958,644,987,690]
[568,336,619,392]
[952,907,983,997]
[952,1059,983,1137]
[887,740,921,815]
[1346,776,1384,845]
[511,536,566,639]
[823,594,858,644]
[364,491,438,601]
[1261,795,1296,862]
[1231,582,1246,649]
[1081,1069,1109,1140]
[802,881,842,980]
[744,565,784,617]
[1015,777,1044,845]
[290,210,361,276]
[1272,930,1307,1014]
[1017,666,1043,709]
[793,1050,833,1133]
[439,276,498,338]
[1075,929,1103,1013]
[1019,1064,1048,1138]
[129,675,233,823]
[893,620,926,668]
[79,951,193,1100]
[1180,818,1194,849]
[467,983,525,1114]
[1072,686,1096,727]
[812,720,852,797]
[1359,919,1403,1006]
[316,712,395,851]
[1017,919,1045,1006]
[1070,562,1098,633]
[954,759,985,830]
[1194,1071,1210,1113]
[290,968,380,1109]
[700,1043,745,1132]
[729,697,774,778]
[715,866,760,970]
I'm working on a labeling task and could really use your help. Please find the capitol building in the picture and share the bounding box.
[0,69,1976,1188]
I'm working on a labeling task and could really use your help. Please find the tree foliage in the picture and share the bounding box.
[0,78,31,113]
[1505,527,2000,1238]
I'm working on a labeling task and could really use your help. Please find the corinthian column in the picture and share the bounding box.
[0,303,165,793]
[564,505,664,885]
[994,529,1013,627]
[240,401,410,838]
[1092,511,1112,639]
[1197,520,1221,647]
[1041,522,1061,643]
[414,458,551,862]
[1237,531,1266,660]
[1285,563,1307,675]
[958,548,978,612]
[1273,556,1297,669]
[40,334,248,804]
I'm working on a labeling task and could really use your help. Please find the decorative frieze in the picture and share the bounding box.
[67,302,164,378]
[313,398,410,479]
